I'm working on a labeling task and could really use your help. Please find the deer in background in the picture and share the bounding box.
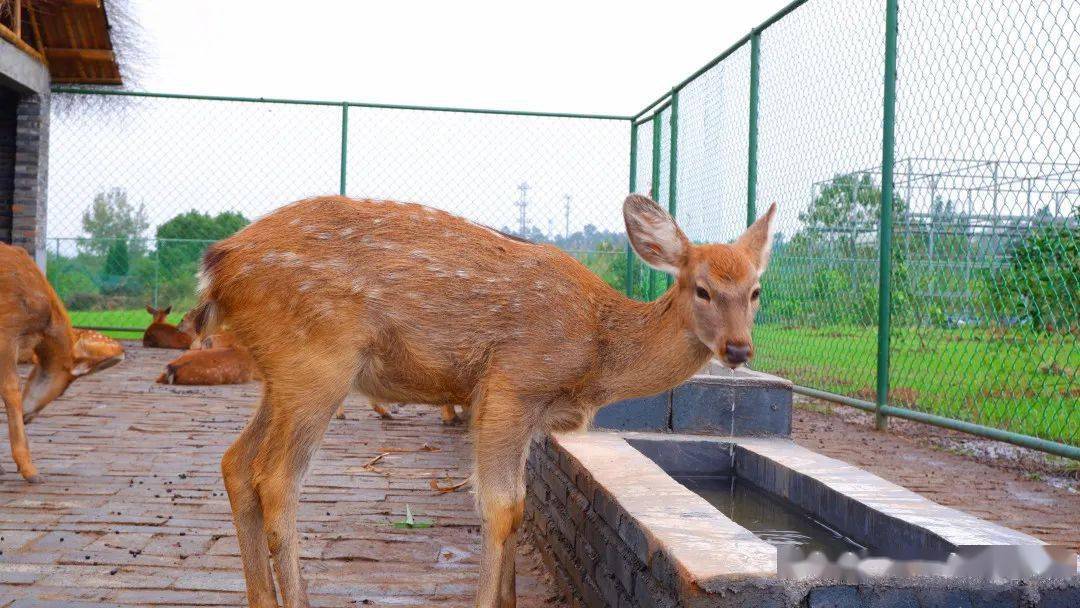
[193,194,775,608]
[157,344,257,385]
[143,305,195,349]
[1,243,125,483]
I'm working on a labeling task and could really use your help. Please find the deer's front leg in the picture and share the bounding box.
[1,356,39,483]
[473,392,533,608]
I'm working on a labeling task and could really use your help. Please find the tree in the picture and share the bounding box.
[991,221,1078,332]
[79,188,150,256]
[155,210,249,277]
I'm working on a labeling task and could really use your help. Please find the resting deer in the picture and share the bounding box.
[143,305,194,349]
[1,243,125,482]
[157,344,257,385]
[193,194,775,608]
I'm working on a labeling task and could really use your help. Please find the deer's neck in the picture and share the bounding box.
[595,286,711,404]
[37,300,77,372]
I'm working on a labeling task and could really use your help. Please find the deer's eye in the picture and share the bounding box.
[695,286,711,302]
[751,288,761,301]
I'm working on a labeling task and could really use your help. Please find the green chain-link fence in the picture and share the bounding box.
[46,0,1077,458]
[46,91,632,331]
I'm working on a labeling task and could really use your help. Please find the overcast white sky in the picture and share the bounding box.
[131,0,791,115]
[49,0,1076,246]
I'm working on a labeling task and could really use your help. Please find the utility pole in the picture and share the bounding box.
[564,194,571,239]
[516,182,530,235]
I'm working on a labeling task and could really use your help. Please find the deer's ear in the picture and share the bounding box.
[735,202,777,274]
[163,305,172,316]
[624,194,689,275]
[146,304,156,316]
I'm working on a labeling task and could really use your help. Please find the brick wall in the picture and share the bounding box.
[0,87,16,243]
[525,436,675,608]
[10,91,49,266]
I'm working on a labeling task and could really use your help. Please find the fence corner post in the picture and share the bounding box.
[747,28,761,227]
[666,89,679,290]
[339,102,349,195]
[876,0,900,431]
[626,120,639,297]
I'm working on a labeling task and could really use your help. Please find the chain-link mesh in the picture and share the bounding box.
[750,0,888,422]
[47,93,628,333]
[889,0,1078,443]
[632,0,1076,449]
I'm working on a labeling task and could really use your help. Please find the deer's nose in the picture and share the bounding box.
[724,342,752,365]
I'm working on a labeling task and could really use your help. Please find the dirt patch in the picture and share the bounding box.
[792,397,1080,553]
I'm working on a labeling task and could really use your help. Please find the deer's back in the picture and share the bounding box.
[0,244,63,338]
[203,197,612,403]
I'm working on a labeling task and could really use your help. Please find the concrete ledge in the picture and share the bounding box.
[593,365,792,437]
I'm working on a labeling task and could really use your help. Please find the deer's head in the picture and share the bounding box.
[624,194,776,369]
[22,329,125,423]
[146,304,172,325]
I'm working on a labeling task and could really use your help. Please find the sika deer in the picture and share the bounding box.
[157,345,257,385]
[195,194,775,608]
[1,243,125,482]
[143,305,195,349]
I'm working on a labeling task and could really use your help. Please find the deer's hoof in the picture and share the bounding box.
[24,473,44,484]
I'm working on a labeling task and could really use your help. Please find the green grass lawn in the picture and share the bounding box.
[752,324,1079,445]
[69,309,185,340]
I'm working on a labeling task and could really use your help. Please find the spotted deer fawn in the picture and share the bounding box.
[194,194,775,608]
[157,344,257,385]
[143,305,195,349]
[1,243,125,482]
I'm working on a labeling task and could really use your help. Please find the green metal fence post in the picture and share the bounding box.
[339,103,349,195]
[626,121,639,297]
[747,29,761,226]
[666,90,679,290]
[649,111,662,299]
[875,0,900,431]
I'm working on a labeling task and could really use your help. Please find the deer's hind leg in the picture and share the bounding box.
[222,395,278,607]
[252,368,352,608]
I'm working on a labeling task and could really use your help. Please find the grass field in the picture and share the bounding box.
[753,324,1078,445]
[69,309,185,340]
[68,310,1078,445]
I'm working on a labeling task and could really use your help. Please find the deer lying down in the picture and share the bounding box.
[1,243,125,482]
[157,344,257,385]
[143,305,195,349]
[193,194,775,608]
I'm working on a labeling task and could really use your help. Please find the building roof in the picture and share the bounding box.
[1,0,121,85]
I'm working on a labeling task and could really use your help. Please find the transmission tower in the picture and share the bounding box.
[516,182,530,235]
[564,194,571,238]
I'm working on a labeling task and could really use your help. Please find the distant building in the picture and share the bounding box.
[0,0,121,267]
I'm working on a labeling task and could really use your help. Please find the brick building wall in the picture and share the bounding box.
[0,88,16,243]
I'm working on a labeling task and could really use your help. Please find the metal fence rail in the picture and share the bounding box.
[47,0,1077,459]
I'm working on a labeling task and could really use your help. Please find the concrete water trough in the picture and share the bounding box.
[524,366,1080,608]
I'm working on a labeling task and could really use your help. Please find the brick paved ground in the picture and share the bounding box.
[0,343,560,607]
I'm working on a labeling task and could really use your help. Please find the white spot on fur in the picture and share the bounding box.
[339,227,355,237]
[454,270,470,279]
